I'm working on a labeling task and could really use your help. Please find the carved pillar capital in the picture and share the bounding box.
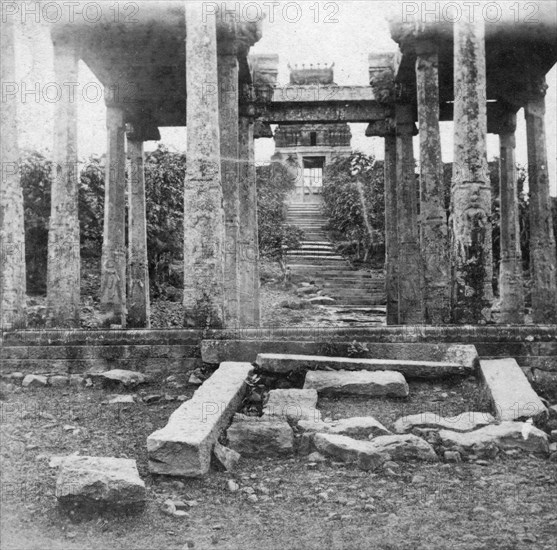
[365,117,395,137]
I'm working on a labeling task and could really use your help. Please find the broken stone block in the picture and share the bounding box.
[227,416,294,457]
[48,375,69,387]
[147,362,253,476]
[479,359,547,421]
[105,395,135,405]
[393,411,495,434]
[213,441,240,471]
[262,389,321,422]
[22,375,48,388]
[439,421,550,457]
[56,456,145,513]
[304,370,409,397]
[313,433,438,471]
[298,416,391,439]
[94,369,147,387]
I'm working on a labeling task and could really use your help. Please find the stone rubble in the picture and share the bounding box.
[227,415,294,457]
[393,411,495,433]
[262,389,322,423]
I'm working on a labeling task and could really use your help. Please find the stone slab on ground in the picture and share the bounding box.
[91,369,148,387]
[262,389,322,422]
[256,354,474,379]
[479,359,547,421]
[304,370,409,397]
[439,421,550,457]
[298,416,391,439]
[313,433,438,471]
[393,412,495,433]
[147,362,253,476]
[227,415,294,457]
[56,456,145,512]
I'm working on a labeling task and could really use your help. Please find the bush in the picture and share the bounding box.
[322,152,385,264]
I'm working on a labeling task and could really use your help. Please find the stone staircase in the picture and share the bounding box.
[285,203,385,307]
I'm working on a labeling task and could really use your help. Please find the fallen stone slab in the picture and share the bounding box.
[480,359,547,421]
[147,362,253,476]
[298,416,391,439]
[304,370,409,397]
[313,433,438,471]
[256,354,474,379]
[56,456,145,513]
[93,369,147,387]
[227,415,294,457]
[393,412,495,434]
[262,389,322,422]
[439,421,550,457]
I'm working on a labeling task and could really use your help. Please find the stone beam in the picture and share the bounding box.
[451,19,493,324]
[525,75,557,323]
[0,17,26,329]
[415,40,450,324]
[183,2,226,328]
[100,106,127,327]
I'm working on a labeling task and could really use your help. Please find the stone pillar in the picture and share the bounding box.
[525,77,557,323]
[100,106,127,326]
[218,50,240,327]
[415,40,450,324]
[183,3,225,328]
[497,112,525,324]
[384,130,399,325]
[0,17,26,329]
[395,104,424,324]
[451,18,493,323]
[46,37,81,327]
[239,114,261,327]
[126,131,150,328]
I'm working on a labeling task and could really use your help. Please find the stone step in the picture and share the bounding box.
[147,362,253,477]
[255,353,476,379]
[304,369,409,397]
[479,358,547,421]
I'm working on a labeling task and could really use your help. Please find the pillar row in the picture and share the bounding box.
[525,77,557,323]
[451,18,493,323]
[183,2,225,328]
[100,106,127,326]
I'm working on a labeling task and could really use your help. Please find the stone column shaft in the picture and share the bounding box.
[451,18,493,323]
[525,83,557,323]
[183,3,225,328]
[0,17,26,329]
[218,52,240,327]
[396,105,424,324]
[416,42,450,324]
[127,137,150,328]
[239,115,260,327]
[384,133,399,325]
[498,115,524,324]
[100,106,126,326]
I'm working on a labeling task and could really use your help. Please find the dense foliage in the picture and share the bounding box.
[322,152,385,264]
[256,160,303,271]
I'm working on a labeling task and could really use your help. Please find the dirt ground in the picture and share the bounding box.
[1,376,556,550]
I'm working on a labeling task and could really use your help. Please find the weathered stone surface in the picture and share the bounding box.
[106,395,135,405]
[227,417,294,457]
[439,421,549,456]
[48,375,69,387]
[95,369,147,387]
[263,389,321,422]
[393,412,495,434]
[304,370,408,397]
[256,353,474,379]
[298,416,391,439]
[480,359,547,421]
[213,441,240,471]
[314,433,437,470]
[147,362,253,476]
[22,375,47,388]
[56,456,145,512]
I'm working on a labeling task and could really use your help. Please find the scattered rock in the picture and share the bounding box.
[306,451,326,463]
[143,394,164,404]
[69,375,84,387]
[188,373,204,386]
[247,494,258,503]
[227,480,239,492]
[106,395,135,405]
[48,376,68,387]
[22,375,48,388]
[444,450,462,462]
[56,456,145,513]
[213,442,240,471]
[393,412,495,434]
[439,421,549,457]
[298,417,391,442]
[227,416,294,457]
[304,370,409,398]
[94,369,147,387]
